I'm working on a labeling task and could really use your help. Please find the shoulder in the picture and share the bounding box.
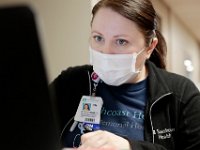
[50,64,93,93]
[147,61,199,100]
[61,64,93,76]
[147,60,194,85]
[55,64,93,82]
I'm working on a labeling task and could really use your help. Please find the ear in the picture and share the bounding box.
[146,37,158,59]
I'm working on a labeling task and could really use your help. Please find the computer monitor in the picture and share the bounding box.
[0,5,61,150]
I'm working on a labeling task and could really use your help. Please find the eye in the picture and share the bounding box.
[116,39,128,46]
[93,35,104,43]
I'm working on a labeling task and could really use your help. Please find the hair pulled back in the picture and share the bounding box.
[92,0,167,69]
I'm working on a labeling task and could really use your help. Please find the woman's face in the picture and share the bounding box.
[90,7,153,68]
[84,104,89,109]
[91,7,145,54]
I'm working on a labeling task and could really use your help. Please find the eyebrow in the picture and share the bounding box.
[113,34,130,38]
[91,31,130,38]
[91,30,102,35]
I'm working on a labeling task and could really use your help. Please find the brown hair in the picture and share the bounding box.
[91,0,167,69]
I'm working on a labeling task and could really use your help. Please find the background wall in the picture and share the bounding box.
[152,0,200,89]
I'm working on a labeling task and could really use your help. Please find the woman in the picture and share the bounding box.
[51,0,200,149]
[83,103,90,112]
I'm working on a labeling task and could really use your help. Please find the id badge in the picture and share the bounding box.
[74,96,103,124]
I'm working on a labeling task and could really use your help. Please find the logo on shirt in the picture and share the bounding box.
[155,128,175,140]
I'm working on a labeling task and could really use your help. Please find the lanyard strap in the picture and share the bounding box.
[91,72,100,96]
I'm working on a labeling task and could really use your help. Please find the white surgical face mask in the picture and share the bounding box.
[89,47,145,86]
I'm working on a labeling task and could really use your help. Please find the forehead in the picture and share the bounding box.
[91,7,143,38]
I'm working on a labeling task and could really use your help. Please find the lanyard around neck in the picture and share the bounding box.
[91,72,100,96]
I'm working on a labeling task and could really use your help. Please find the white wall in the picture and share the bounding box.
[170,15,200,83]
[33,0,91,82]
[152,0,200,89]
[0,0,91,82]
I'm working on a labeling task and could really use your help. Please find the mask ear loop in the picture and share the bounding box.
[134,47,146,73]
[137,47,146,56]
